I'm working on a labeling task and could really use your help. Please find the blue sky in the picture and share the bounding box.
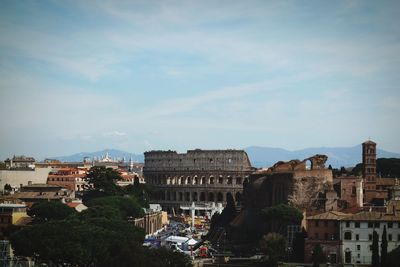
[0,0,399,159]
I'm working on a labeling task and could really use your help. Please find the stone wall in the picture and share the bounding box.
[0,168,51,190]
[144,149,253,212]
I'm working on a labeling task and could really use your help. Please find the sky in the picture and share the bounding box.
[0,0,399,160]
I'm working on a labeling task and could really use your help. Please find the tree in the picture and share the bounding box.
[83,166,123,202]
[292,227,307,263]
[261,204,303,235]
[381,225,388,267]
[134,176,140,188]
[28,201,76,223]
[3,183,12,192]
[85,195,145,219]
[288,177,327,210]
[10,219,146,267]
[372,230,380,267]
[218,193,237,227]
[260,232,286,267]
[311,244,326,267]
[387,245,400,267]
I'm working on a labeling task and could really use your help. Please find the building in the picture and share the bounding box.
[47,168,88,191]
[305,211,350,264]
[340,208,400,264]
[144,149,253,212]
[133,207,165,237]
[0,184,74,207]
[0,203,32,238]
[245,154,334,211]
[333,176,363,209]
[4,156,35,170]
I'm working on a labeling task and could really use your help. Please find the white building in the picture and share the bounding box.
[340,209,400,264]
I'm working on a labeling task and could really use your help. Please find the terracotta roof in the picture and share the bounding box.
[307,211,350,220]
[66,202,81,208]
[341,211,400,222]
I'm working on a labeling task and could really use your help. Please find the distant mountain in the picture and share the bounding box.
[49,149,144,163]
[245,145,400,168]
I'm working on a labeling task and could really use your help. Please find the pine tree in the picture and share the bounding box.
[372,230,380,267]
[381,225,388,267]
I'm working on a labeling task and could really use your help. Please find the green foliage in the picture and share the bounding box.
[83,166,123,201]
[27,201,76,222]
[123,183,151,208]
[10,219,146,267]
[260,232,286,266]
[350,158,400,178]
[372,230,380,267]
[78,205,123,220]
[381,225,388,267]
[260,204,303,235]
[387,245,400,267]
[376,158,400,178]
[292,228,307,263]
[312,244,326,267]
[3,183,12,191]
[86,195,144,219]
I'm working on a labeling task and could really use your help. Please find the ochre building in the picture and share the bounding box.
[143,149,253,213]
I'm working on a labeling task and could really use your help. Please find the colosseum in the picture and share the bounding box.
[144,149,254,213]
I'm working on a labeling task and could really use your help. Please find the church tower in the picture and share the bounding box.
[362,140,377,191]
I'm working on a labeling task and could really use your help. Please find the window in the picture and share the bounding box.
[315,221,319,227]
[368,222,374,228]
[324,221,328,227]
[346,222,350,228]
[375,222,380,228]
[388,222,393,228]
[370,245,373,251]
[369,234,372,241]
[355,222,360,228]
[357,245,360,251]
[389,234,392,241]
[398,234,400,241]
[356,234,359,240]
[344,232,352,240]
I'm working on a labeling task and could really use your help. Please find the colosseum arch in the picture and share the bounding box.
[178,192,183,201]
[217,192,223,202]
[209,176,215,184]
[208,192,215,201]
[200,192,206,201]
[192,192,198,201]
[201,176,206,185]
[235,192,242,203]
[185,192,190,201]
[193,176,199,185]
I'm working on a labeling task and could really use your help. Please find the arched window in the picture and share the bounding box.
[344,231,352,240]
[217,192,223,202]
[208,192,215,201]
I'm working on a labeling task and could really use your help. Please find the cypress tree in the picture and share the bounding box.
[372,230,380,267]
[381,225,388,267]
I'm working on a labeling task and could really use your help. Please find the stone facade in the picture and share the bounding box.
[245,155,333,211]
[143,149,253,212]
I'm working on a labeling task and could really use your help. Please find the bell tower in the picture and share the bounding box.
[362,140,377,191]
